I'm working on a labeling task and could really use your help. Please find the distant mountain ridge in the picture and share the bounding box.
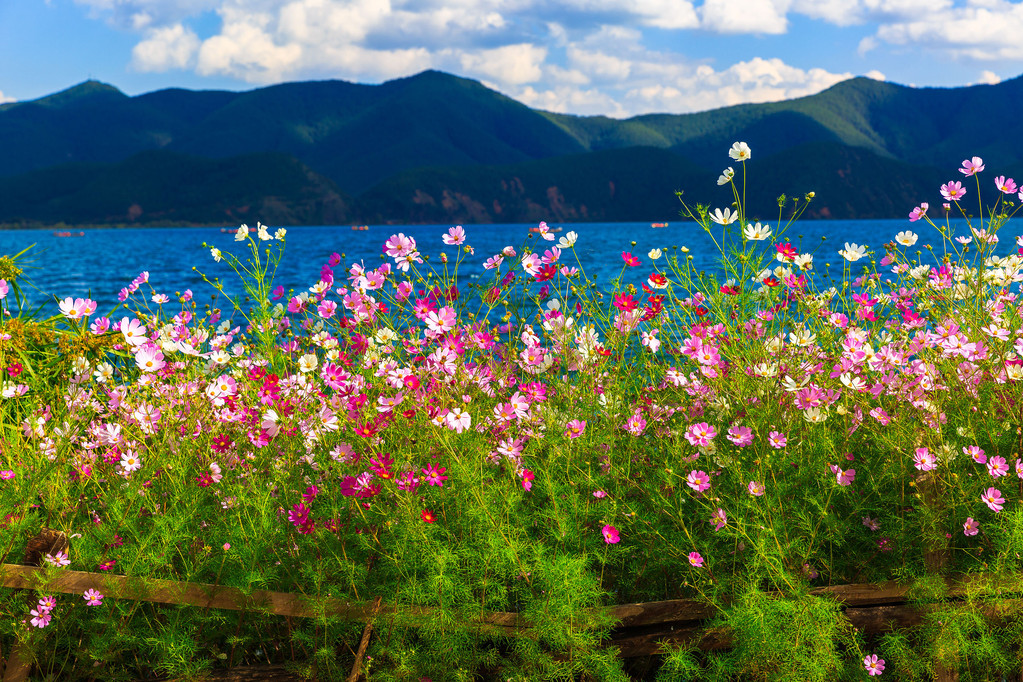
[0,70,1019,226]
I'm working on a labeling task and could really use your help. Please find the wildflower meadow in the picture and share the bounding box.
[3,144,1023,680]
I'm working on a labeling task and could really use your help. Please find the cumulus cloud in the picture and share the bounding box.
[132,23,200,71]
[977,69,1001,84]
[458,44,547,85]
[515,50,857,116]
[0,91,15,105]
[700,0,789,34]
[874,1,1023,60]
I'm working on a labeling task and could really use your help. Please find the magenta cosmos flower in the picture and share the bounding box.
[83,589,104,606]
[963,518,979,537]
[686,470,711,493]
[982,487,1005,512]
[601,524,620,544]
[987,456,1009,478]
[864,654,885,676]
[767,431,787,449]
[684,422,716,447]
[913,448,936,472]
[688,552,704,568]
[564,419,586,438]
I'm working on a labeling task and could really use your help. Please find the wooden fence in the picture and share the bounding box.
[4,562,1023,681]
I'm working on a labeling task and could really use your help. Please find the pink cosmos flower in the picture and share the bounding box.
[83,589,104,606]
[913,448,936,472]
[959,156,984,176]
[29,608,51,628]
[964,445,986,464]
[422,464,448,487]
[134,344,165,373]
[995,176,1018,194]
[963,517,979,537]
[748,481,765,497]
[767,431,787,449]
[940,180,966,202]
[564,419,586,438]
[685,422,717,447]
[1016,459,1023,479]
[836,468,856,486]
[686,470,711,493]
[726,425,754,447]
[0,470,13,480]
[711,508,727,531]
[623,411,647,436]
[908,203,928,222]
[864,654,885,676]
[987,456,1009,478]
[982,487,1005,512]
[593,490,607,499]
[688,552,704,568]
[119,317,147,346]
[425,306,457,333]
[0,279,7,300]
[521,469,535,491]
[442,225,466,245]
[863,516,880,531]
[44,551,70,567]
[58,297,97,320]
[602,524,620,544]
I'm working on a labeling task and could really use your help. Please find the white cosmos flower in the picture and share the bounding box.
[557,231,578,249]
[743,222,771,241]
[648,248,662,260]
[235,224,249,242]
[728,141,751,161]
[210,248,222,262]
[298,354,318,373]
[256,222,271,241]
[895,231,918,247]
[839,242,868,262]
[709,207,738,225]
[717,167,734,186]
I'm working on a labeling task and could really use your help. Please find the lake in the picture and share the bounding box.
[0,219,1016,315]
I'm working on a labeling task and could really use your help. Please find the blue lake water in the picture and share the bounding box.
[0,219,1017,316]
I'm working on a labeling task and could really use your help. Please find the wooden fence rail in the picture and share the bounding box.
[3,563,1023,679]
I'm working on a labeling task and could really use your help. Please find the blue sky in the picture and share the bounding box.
[2,0,1020,117]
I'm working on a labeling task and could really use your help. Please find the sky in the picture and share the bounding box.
[1,0,1021,118]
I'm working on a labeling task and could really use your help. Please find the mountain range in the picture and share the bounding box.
[0,70,1018,227]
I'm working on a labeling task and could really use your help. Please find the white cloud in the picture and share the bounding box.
[511,51,855,117]
[132,23,200,71]
[458,44,547,85]
[700,0,790,34]
[977,69,1001,84]
[0,91,15,105]
[872,1,1023,60]
[864,69,886,80]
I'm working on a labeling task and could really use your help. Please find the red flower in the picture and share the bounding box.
[621,251,640,266]
[354,421,377,438]
[534,264,557,282]
[613,293,638,312]
[775,242,797,260]
[421,509,436,524]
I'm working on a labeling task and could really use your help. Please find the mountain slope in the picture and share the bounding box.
[0,150,349,226]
